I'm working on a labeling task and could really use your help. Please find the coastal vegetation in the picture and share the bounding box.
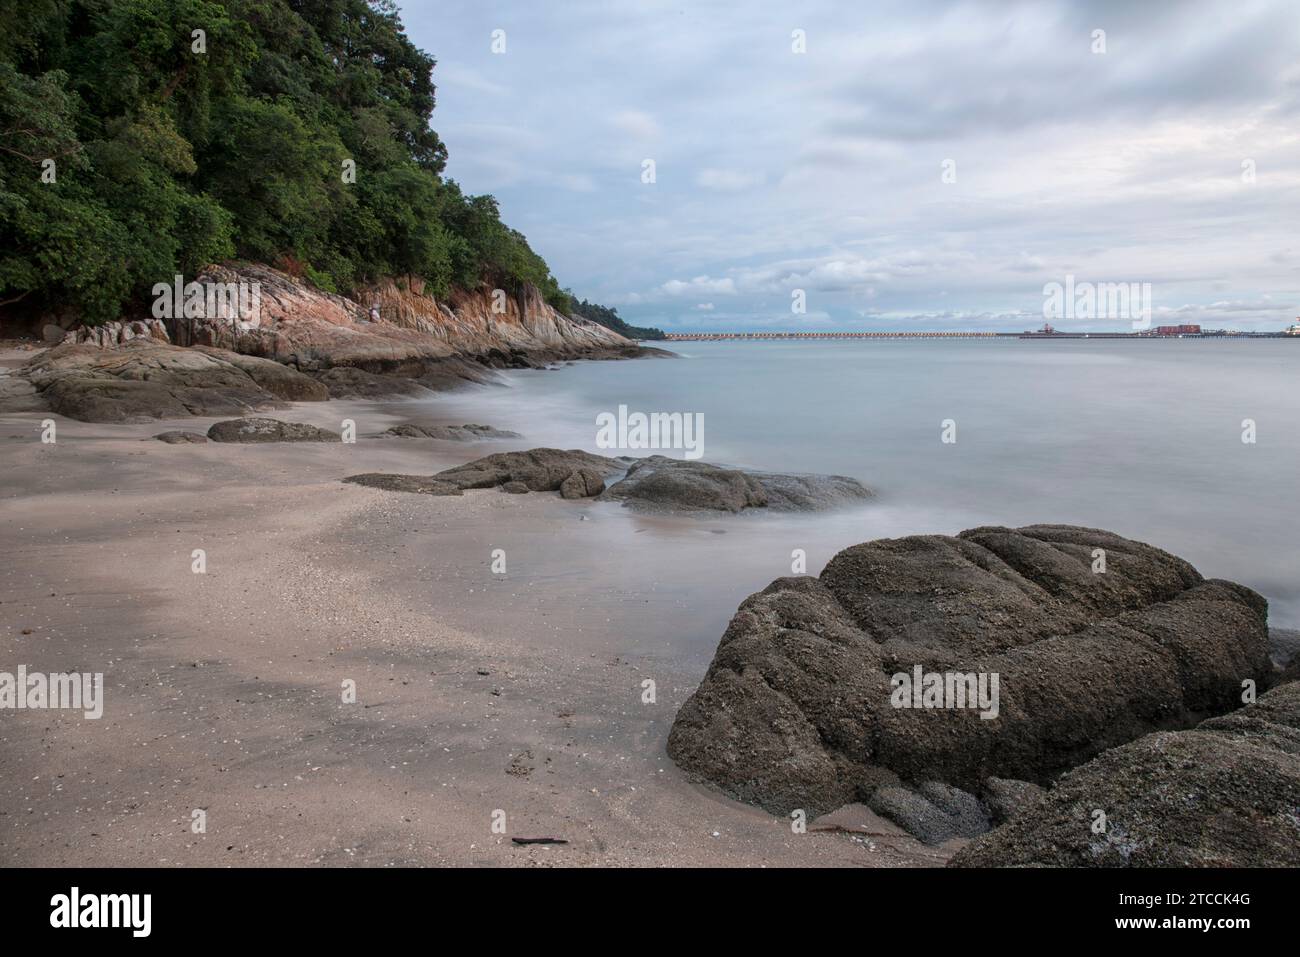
[568,298,665,341]
[0,0,614,327]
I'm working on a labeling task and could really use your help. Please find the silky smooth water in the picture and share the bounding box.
[427,338,1300,655]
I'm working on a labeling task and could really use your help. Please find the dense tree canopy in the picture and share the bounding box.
[0,0,577,324]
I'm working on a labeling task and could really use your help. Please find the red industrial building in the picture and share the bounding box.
[1154,324,1201,335]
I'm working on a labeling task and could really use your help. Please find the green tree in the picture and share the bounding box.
[0,0,595,326]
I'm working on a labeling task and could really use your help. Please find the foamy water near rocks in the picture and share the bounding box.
[342,448,874,514]
[595,455,873,513]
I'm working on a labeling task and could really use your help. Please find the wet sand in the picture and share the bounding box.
[0,362,948,867]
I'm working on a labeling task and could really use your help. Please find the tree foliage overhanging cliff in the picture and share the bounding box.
[568,298,664,341]
[0,0,585,324]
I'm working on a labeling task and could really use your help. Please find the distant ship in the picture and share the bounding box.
[1286,321,1300,336]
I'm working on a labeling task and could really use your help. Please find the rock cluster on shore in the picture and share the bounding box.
[12,340,327,423]
[3,262,669,421]
[341,448,875,513]
[950,679,1300,866]
[160,263,651,373]
[52,318,172,347]
[597,455,873,513]
[206,417,341,443]
[431,449,622,498]
[664,525,1285,863]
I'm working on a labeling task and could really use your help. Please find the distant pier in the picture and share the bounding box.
[665,331,1296,341]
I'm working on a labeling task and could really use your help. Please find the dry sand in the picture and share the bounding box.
[0,348,948,867]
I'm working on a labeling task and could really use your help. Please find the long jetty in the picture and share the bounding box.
[665,331,1295,341]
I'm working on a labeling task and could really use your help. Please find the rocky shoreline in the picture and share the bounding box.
[665,524,1299,865]
[2,325,1294,867]
[0,262,670,424]
[342,447,874,514]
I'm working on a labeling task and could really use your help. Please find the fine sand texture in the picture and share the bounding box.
[0,356,946,867]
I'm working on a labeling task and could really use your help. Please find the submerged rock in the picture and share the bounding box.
[666,525,1272,833]
[595,455,872,513]
[207,417,341,443]
[597,457,767,513]
[349,448,871,512]
[950,679,1300,867]
[434,448,623,496]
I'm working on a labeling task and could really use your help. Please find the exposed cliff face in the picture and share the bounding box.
[4,263,660,420]
[169,263,637,373]
[368,277,633,356]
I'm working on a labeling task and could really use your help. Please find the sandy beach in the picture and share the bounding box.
[0,348,949,867]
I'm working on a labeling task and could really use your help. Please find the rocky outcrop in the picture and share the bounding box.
[559,468,607,499]
[372,276,644,359]
[168,263,644,373]
[666,525,1272,824]
[313,367,435,399]
[869,782,991,845]
[433,449,623,495]
[950,679,1300,867]
[12,264,661,420]
[595,455,873,513]
[0,366,42,413]
[16,340,326,422]
[61,319,171,348]
[981,777,1047,826]
[384,423,521,441]
[598,457,766,512]
[207,417,340,443]
[191,346,328,401]
[345,448,873,513]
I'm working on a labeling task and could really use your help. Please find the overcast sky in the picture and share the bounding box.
[401,0,1300,332]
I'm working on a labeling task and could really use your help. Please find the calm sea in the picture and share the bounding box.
[425,338,1300,661]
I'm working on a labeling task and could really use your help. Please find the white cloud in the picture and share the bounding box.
[609,110,660,141]
[660,276,737,297]
[695,168,766,191]
[410,0,1300,331]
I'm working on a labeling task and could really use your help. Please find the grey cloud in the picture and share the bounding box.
[403,0,1298,331]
